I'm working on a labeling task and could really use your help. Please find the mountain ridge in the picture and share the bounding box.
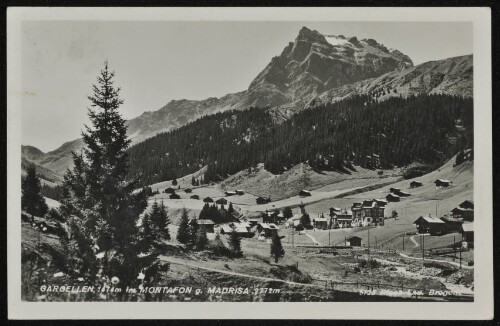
[22,28,473,182]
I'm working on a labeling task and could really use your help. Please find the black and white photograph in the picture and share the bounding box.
[7,7,493,320]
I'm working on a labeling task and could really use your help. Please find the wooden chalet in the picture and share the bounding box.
[435,179,451,187]
[184,188,193,193]
[439,215,463,233]
[220,222,253,237]
[256,223,279,238]
[197,219,215,233]
[413,215,446,235]
[347,236,362,247]
[389,187,400,193]
[190,194,200,200]
[451,200,474,221]
[225,191,237,196]
[236,190,245,195]
[410,181,423,188]
[312,216,328,230]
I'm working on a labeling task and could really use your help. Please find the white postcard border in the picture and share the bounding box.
[7,6,493,320]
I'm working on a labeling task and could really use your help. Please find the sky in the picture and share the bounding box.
[20,21,473,152]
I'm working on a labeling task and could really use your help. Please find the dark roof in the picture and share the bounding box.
[458,200,474,209]
[203,197,214,202]
[347,236,362,240]
[413,216,445,224]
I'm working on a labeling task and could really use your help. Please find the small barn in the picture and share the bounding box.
[347,236,362,247]
[389,187,400,193]
[236,190,245,195]
[225,191,237,196]
[313,216,328,230]
[203,197,214,203]
[256,196,270,205]
[164,187,175,194]
[197,219,215,233]
[461,222,474,248]
[410,181,423,188]
[413,216,446,235]
[299,190,312,197]
[256,223,279,238]
[190,194,200,200]
[435,179,451,187]
[169,193,181,199]
[216,198,228,205]
[184,188,193,193]
[386,193,400,202]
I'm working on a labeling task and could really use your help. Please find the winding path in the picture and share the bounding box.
[409,236,420,248]
[304,232,321,246]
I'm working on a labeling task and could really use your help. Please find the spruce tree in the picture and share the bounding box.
[159,201,171,240]
[283,206,293,220]
[22,164,48,219]
[176,208,190,245]
[196,227,208,251]
[228,202,234,215]
[229,229,243,258]
[188,218,199,248]
[60,62,166,287]
[270,233,285,263]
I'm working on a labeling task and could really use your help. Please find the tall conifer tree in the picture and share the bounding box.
[60,62,166,286]
[22,164,48,219]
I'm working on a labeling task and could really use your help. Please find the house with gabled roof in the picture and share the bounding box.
[256,222,279,238]
[413,215,445,235]
[351,199,385,226]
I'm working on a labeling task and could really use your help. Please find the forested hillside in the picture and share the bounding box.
[127,95,473,186]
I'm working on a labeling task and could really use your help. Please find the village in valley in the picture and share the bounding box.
[19,24,477,303]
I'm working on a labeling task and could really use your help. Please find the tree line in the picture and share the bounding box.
[127,94,473,186]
